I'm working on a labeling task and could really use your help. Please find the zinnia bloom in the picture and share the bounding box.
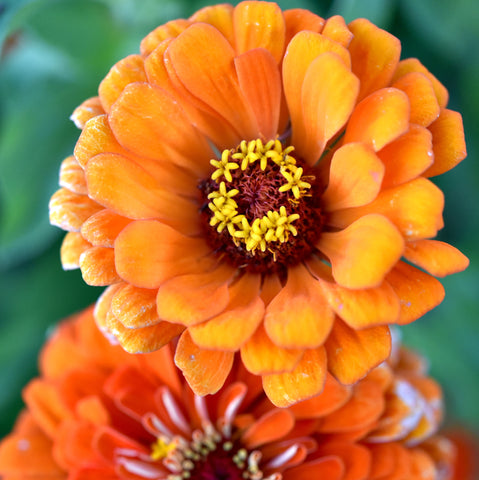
[49,1,468,405]
[0,307,462,479]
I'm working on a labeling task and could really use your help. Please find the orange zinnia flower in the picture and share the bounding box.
[49,1,468,405]
[0,308,462,479]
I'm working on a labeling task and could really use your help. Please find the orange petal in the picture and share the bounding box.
[368,443,397,479]
[290,373,351,419]
[188,274,264,350]
[343,88,410,151]
[79,246,119,286]
[322,143,384,211]
[322,15,353,47]
[140,19,191,56]
[190,4,235,45]
[111,284,160,328]
[328,178,445,241]
[85,152,199,235]
[283,457,344,480]
[156,264,234,326]
[174,330,234,395]
[109,82,212,176]
[393,58,449,108]
[166,23,258,139]
[300,52,359,164]
[235,48,281,140]
[386,261,445,325]
[262,347,327,407]
[60,232,92,270]
[81,209,131,248]
[233,1,285,63]
[240,324,303,375]
[114,220,212,289]
[348,18,401,101]
[59,155,87,194]
[405,240,469,278]
[325,319,391,385]
[70,96,104,129]
[379,124,434,188]
[242,409,295,449]
[392,72,440,127]
[49,188,102,232]
[264,264,334,348]
[424,109,467,177]
[283,8,324,45]
[409,448,436,480]
[318,214,404,289]
[98,54,146,112]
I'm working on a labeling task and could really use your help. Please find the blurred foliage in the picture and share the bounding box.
[0,0,478,438]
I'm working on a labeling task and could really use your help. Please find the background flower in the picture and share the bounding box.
[0,307,469,479]
[0,0,478,440]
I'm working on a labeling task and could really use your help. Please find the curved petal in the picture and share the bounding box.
[322,143,384,211]
[386,261,445,325]
[81,209,132,248]
[283,457,344,480]
[114,221,212,289]
[156,264,234,326]
[240,324,303,375]
[99,55,146,112]
[322,15,353,46]
[85,153,200,235]
[404,240,469,277]
[70,96,104,129]
[233,1,286,63]
[392,72,440,127]
[325,319,391,385]
[283,9,324,45]
[174,331,234,395]
[424,109,467,177]
[109,82,212,176]
[188,274,264,350]
[262,347,327,407]
[299,52,359,164]
[318,214,404,289]
[343,88,410,152]
[348,18,401,101]
[59,155,87,194]
[79,246,119,286]
[242,409,295,449]
[235,48,281,140]
[60,232,92,270]
[140,19,191,56]
[378,125,434,188]
[264,264,334,349]
[166,23,258,139]
[189,4,234,45]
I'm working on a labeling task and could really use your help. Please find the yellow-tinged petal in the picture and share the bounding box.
[300,52,359,164]
[424,109,467,177]
[240,324,303,375]
[321,15,353,47]
[79,246,119,286]
[322,143,384,211]
[98,55,146,113]
[392,72,440,127]
[166,23,258,139]
[188,274,264,350]
[404,240,469,278]
[235,48,281,141]
[175,331,234,395]
[283,9,324,45]
[318,214,404,289]
[379,125,434,188]
[343,88,410,151]
[109,82,212,176]
[70,96,104,129]
[189,4,234,46]
[81,209,131,248]
[85,153,199,235]
[114,221,212,289]
[328,177,445,240]
[140,19,191,56]
[348,18,401,101]
[233,1,286,63]
[386,261,445,325]
[59,155,87,194]
[262,347,327,407]
[156,264,234,326]
[264,264,334,348]
[325,319,391,385]
[60,232,92,270]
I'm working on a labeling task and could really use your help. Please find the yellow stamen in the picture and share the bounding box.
[151,437,176,461]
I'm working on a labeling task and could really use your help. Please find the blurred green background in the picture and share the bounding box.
[0,0,478,438]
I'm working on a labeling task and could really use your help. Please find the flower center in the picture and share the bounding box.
[199,139,324,273]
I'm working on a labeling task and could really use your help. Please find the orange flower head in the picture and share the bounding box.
[0,308,464,479]
[49,1,469,405]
